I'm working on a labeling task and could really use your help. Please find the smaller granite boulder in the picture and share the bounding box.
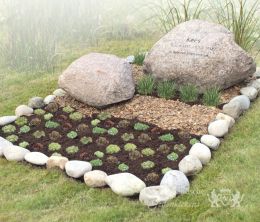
[0,137,12,157]
[15,105,34,117]
[65,160,92,178]
[240,87,258,101]
[229,95,250,111]
[139,185,176,207]
[0,116,17,126]
[47,155,68,170]
[223,101,243,119]
[105,173,146,196]
[200,135,220,150]
[3,145,30,161]
[160,170,189,195]
[24,152,49,166]
[44,95,56,105]
[178,155,203,176]
[53,89,67,97]
[84,170,107,188]
[208,120,229,138]
[189,143,211,165]
[28,97,45,109]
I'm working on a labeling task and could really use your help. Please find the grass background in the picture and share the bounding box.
[0,40,260,222]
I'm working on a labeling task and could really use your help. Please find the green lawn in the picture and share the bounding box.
[0,40,260,222]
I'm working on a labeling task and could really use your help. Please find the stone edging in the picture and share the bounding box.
[0,76,259,207]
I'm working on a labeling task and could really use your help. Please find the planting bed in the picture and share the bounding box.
[0,104,199,186]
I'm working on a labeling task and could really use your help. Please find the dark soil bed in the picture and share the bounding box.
[0,104,199,186]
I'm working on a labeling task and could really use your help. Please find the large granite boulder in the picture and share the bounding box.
[59,53,135,108]
[144,20,256,92]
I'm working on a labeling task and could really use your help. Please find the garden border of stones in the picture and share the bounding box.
[0,70,259,207]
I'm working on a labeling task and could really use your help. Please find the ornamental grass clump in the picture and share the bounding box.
[134,52,146,65]
[118,163,129,172]
[141,148,155,156]
[203,87,220,107]
[157,81,176,99]
[106,144,121,154]
[45,121,60,129]
[80,136,93,145]
[108,127,118,136]
[159,133,174,142]
[6,135,18,142]
[69,112,83,121]
[134,122,149,131]
[90,159,103,167]
[48,143,61,152]
[66,146,79,154]
[33,130,45,139]
[67,131,78,139]
[2,125,16,133]
[180,84,199,102]
[15,117,28,126]
[141,161,155,169]
[19,125,30,134]
[124,143,137,152]
[137,75,155,95]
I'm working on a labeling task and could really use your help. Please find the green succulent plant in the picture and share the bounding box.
[2,125,16,133]
[134,122,149,131]
[29,118,41,126]
[107,156,119,164]
[19,125,30,134]
[117,120,130,128]
[66,146,79,154]
[124,143,137,152]
[145,172,160,182]
[167,152,179,161]
[19,141,29,148]
[80,136,93,145]
[33,130,46,139]
[67,131,78,139]
[106,144,121,154]
[62,106,75,113]
[34,109,46,115]
[69,112,83,121]
[141,161,155,169]
[190,138,200,145]
[97,112,111,121]
[6,135,18,142]
[77,124,89,133]
[174,144,187,152]
[161,167,172,175]
[96,137,109,146]
[91,119,101,126]
[45,121,60,129]
[138,133,151,143]
[49,131,61,141]
[44,113,54,121]
[129,150,143,160]
[141,148,155,156]
[90,159,103,167]
[94,151,105,159]
[46,103,59,113]
[15,117,28,126]
[157,144,171,154]
[159,133,174,142]
[108,127,118,136]
[92,127,107,134]
[118,163,129,172]
[121,133,134,142]
[48,143,61,152]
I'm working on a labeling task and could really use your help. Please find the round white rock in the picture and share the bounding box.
[200,135,220,150]
[3,145,30,161]
[189,143,211,165]
[65,160,92,178]
[44,95,56,105]
[208,120,229,138]
[178,155,203,176]
[15,105,34,117]
[0,137,12,157]
[24,152,49,166]
[84,170,107,188]
[0,116,18,126]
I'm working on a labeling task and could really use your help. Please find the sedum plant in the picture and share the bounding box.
[91,119,101,126]
[62,106,74,113]
[190,138,199,145]
[141,161,155,169]
[6,135,18,142]
[96,137,109,146]
[121,133,134,142]
[44,113,54,121]
[203,87,220,107]
[137,75,155,95]
[108,127,118,136]
[124,143,137,152]
[67,131,78,139]
[174,144,187,152]
[45,121,60,129]
[134,52,146,66]
[46,103,59,113]
[106,144,121,154]
[90,159,103,167]
[118,163,129,172]
[167,152,179,161]
[15,117,28,126]
[98,112,111,121]
[94,151,104,159]
[129,150,143,160]
[33,130,45,139]
[80,136,93,145]
[138,133,151,143]
[49,131,61,141]
[141,148,155,156]
[19,125,30,134]
[107,156,119,164]
[2,125,16,133]
[159,133,174,142]
[66,146,79,154]
[161,167,172,175]
[157,81,176,99]
[117,120,130,128]
[92,127,107,134]
[48,143,61,152]
[34,109,46,115]
[180,84,199,103]
[29,118,41,126]
[19,141,29,148]
[145,172,160,182]
[157,144,170,154]
[134,122,149,131]
[69,112,83,121]
[77,124,89,133]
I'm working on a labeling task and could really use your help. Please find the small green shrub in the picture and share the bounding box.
[94,151,104,159]
[134,122,149,131]
[167,152,179,161]
[66,146,79,154]
[6,135,18,142]
[138,133,151,143]
[129,150,143,160]
[134,52,146,66]
[108,127,118,136]
[92,127,107,134]
[190,138,199,145]
[45,121,60,129]
[117,120,130,128]
[98,112,111,121]
[203,87,220,107]
[19,125,30,134]
[44,113,54,121]
[106,144,121,154]
[15,117,28,126]
[96,137,109,146]
[124,143,137,152]
[90,159,103,167]
[34,109,46,115]
[29,118,41,126]
[141,148,155,156]
[91,119,101,126]
[49,131,61,141]
[2,125,16,133]
[137,75,155,95]
[77,124,89,133]
[19,141,29,148]
[48,143,61,152]
[157,144,170,154]
[159,133,174,142]
[33,130,45,139]
[157,81,176,99]
[67,131,78,139]
[69,112,83,121]
[180,84,199,102]
[63,106,74,113]
[121,133,134,142]
[80,136,93,145]
[141,161,155,169]
[174,144,187,152]
[161,167,172,175]
[118,163,129,172]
